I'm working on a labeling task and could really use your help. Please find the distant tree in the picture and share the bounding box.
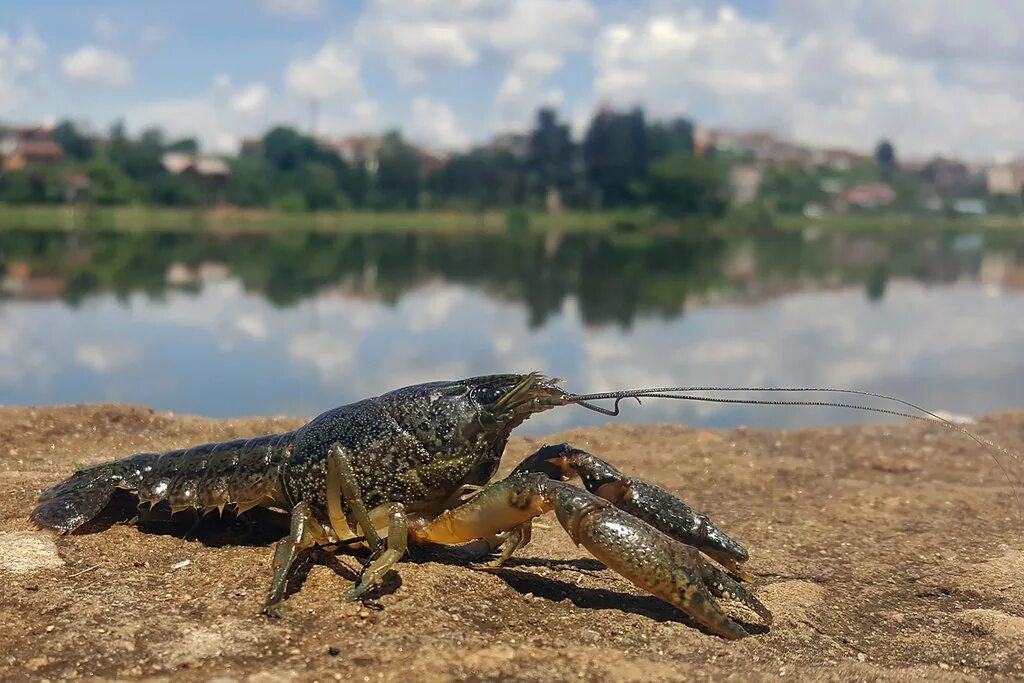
[644,152,728,219]
[108,119,127,142]
[431,149,524,208]
[875,139,896,177]
[51,120,95,161]
[263,126,317,172]
[0,168,63,204]
[166,138,200,154]
[344,164,373,208]
[86,162,134,205]
[760,167,826,213]
[300,162,344,210]
[149,173,204,206]
[375,131,422,209]
[583,107,648,207]
[139,127,166,149]
[646,117,695,160]
[271,190,308,213]
[227,156,272,207]
[527,108,574,201]
[108,139,164,182]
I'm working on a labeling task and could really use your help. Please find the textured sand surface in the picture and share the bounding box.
[1,404,1023,681]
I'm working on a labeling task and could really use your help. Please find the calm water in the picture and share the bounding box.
[1,227,1023,435]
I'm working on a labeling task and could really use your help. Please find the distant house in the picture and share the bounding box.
[330,136,383,173]
[951,198,987,216]
[1,139,64,171]
[160,152,229,179]
[836,183,896,210]
[810,148,871,171]
[923,156,970,192]
[159,153,229,204]
[729,164,762,204]
[697,128,811,165]
[986,161,1024,195]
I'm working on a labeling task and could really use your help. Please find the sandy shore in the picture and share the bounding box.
[1,403,1023,681]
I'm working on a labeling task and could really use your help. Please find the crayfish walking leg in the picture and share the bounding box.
[326,444,410,601]
[263,501,329,616]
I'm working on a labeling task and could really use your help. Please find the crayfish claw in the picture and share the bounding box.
[551,483,770,639]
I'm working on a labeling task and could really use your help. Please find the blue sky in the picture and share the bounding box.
[2,1,1024,160]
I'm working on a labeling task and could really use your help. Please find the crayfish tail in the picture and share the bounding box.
[31,460,136,534]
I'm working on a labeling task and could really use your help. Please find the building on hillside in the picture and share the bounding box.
[897,159,928,174]
[835,183,896,210]
[698,128,877,170]
[923,156,970,192]
[697,128,811,165]
[986,161,1024,195]
[810,148,872,171]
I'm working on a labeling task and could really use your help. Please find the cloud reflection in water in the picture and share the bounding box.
[1,276,1022,436]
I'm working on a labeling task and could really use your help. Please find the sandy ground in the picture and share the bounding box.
[1,404,1024,682]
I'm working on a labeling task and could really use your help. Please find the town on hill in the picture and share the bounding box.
[2,106,1023,221]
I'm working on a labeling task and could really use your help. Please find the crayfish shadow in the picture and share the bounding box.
[488,566,770,636]
[278,548,381,604]
[78,491,288,548]
[405,543,606,572]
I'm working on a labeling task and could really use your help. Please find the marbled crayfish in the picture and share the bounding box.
[31,372,993,638]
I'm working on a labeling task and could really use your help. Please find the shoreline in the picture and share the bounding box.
[1,204,1023,235]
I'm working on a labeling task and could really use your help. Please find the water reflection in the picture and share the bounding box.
[1,227,1023,434]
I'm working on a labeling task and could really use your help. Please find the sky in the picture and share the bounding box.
[1,0,1024,160]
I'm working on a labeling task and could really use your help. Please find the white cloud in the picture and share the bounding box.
[61,45,133,88]
[125,75,271,153]
[94,15,117,41]
[355,0,484,83]
[231,82,269,114]
[355,0,593,124]
[74,341,139,373]
[285,44,366,101]
[264,0,326,18]
[0,31,47,115]
[409,97,469,150]
[486,0,594,55]
[778,1,1024,66]
[494,49,569,127]
[126,69,379,153]
[592,5,1024,160]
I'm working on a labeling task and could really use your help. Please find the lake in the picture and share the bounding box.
[1,226,1022,435]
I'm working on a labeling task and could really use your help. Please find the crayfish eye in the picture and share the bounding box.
[472,386,506,405]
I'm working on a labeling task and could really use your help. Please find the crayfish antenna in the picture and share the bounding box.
[564,385,1024,528]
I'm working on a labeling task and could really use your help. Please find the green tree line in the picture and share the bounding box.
[0,107,728,220]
